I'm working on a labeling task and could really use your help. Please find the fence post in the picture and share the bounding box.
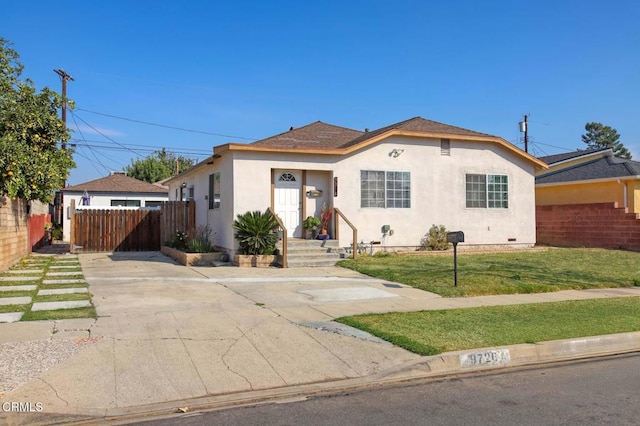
[70,199,76,253]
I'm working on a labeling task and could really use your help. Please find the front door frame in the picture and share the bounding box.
[271,169,306,237]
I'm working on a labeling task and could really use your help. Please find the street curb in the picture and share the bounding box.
[65,331,640,425]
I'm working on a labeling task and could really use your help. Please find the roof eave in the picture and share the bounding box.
[544,148,612,167]
[536,175,640,187]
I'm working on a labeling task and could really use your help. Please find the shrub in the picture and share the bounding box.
[187,225,215,253]
[233,210,279,255]
[419,224,449,251]
[168,230,188,250]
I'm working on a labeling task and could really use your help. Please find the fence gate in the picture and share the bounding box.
[70,200,194,253]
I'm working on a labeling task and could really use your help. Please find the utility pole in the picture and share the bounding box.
[54,69,74,150]
[54,69,74,229]
[519,114,529,153]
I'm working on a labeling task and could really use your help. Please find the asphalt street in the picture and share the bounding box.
[138,353,640,426]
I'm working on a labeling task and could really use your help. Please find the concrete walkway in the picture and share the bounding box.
[1,251,639,423]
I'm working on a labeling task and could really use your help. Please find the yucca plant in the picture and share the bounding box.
[232,210,279,255]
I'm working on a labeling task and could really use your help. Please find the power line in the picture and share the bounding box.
[70,111,143,158]
[75,108,258,141]
[67,138,211,156]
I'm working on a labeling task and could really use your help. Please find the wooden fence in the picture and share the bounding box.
[70,200,195,253]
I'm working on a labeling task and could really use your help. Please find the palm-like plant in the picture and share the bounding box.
[232,210,279,255]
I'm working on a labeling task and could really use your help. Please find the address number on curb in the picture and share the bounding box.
[459,349,511,369]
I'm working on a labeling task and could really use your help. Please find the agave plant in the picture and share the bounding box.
[232,210,279,255]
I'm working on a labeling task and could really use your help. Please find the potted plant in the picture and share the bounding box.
[302,216,321,239]
[318,203,333,239]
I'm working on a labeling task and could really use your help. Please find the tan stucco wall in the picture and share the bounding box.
[535,180,638,213]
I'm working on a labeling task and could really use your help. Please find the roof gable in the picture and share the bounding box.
[340,116,495,149]
[64,173,169,194]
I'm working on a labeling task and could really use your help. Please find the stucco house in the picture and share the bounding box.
[536,148,640,212]
[166,116,546,259]
[62,172,168,241]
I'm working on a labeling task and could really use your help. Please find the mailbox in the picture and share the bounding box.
[447,231,464,244]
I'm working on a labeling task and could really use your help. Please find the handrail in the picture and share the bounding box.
[267,207,288,268]
[333,207,358,259]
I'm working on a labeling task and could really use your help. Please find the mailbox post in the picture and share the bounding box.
[446,231,464,287]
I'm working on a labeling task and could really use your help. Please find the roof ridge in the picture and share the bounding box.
[250,120,361,145]
[406,116,497,137]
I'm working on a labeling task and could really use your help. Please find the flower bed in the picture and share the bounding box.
[161,246,227,266]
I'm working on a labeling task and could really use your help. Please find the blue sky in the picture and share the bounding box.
[3,1,639,185]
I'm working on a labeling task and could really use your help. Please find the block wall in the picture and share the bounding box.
[0,198,29,271]
[536,202,640,251]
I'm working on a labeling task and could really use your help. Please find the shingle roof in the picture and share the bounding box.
[341,116,496,149]
[250,121,364,149]
[64,173,169,194]
[536,155,640,184]
[249,117,497,150]
[538,148,610,165]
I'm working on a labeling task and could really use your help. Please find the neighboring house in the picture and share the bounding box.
[536,148,640,212]
[166,117,547,256]
[62,172,169,241]
[535,148,640,251]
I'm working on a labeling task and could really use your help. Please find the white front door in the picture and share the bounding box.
[274,171,301,237]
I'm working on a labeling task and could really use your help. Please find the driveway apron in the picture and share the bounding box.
[3,252,419,417]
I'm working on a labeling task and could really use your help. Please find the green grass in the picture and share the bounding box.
[0,304,30,313]
[22,307,97,321]
[337,298,640,355]
[33,293,91,302]
[0,254,96,322]
[338,248,640,297]
[0,291,35,298]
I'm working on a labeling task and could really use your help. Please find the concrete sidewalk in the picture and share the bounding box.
[1,251,640,424]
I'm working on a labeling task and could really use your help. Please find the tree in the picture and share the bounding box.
[0,38,75,202]
[581,122,632,159]
[125,148,194,183]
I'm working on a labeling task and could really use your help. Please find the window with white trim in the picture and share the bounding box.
[465,174,508,209]
[208,172,220,209]
[361,171,411,208]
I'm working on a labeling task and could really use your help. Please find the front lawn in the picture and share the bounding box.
[337,248,640,297]
[337,298,640,355]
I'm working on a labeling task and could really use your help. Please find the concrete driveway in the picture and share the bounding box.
[4,252,424,417]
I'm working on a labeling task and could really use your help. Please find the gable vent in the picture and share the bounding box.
[441,139,451,156]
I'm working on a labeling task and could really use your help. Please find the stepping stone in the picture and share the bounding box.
[42,279,86,285]
[46,271,83,277]
[6,269,43,274]
[38,288,88,296]
[0,312,24,323]
[0,276,39,282]
[0,285,37,292]
[50,265,80,270]
[0,297,32,306]
[31,300,91,311]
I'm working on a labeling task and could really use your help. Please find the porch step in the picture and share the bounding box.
[277,239,344,267]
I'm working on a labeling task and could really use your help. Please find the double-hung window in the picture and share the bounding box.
[465,174,508,209]
[208,172,220,209]
[361,171,411,208]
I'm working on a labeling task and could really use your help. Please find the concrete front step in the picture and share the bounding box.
[286,257,345,267]
[279,239,344,267]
